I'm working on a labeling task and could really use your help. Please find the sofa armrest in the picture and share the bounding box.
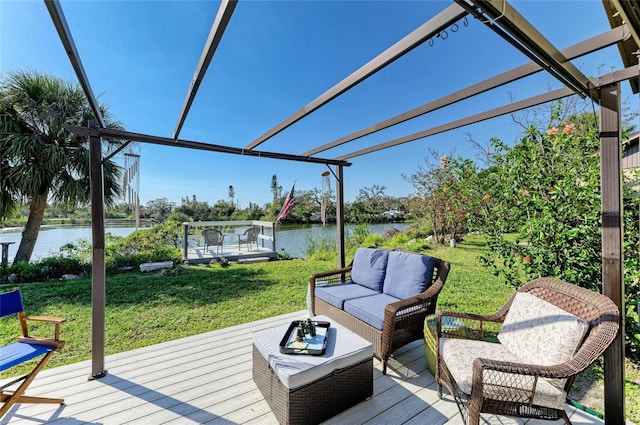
[383,258,450,332]
[384,294,435,332]
[309,266,352,286]
[309,266,353,314]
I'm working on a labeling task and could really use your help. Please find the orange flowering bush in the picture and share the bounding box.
[563,124,575,134]
[455,105,639,357]
[473,120,603,291]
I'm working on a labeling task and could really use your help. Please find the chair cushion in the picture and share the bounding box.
[350,248,389,292]
[498,292,589,368]
[382,251,435,300]
[315,283,380,310]
[343,293,401,330]
[0,342,54,372]
[440,338,567,410]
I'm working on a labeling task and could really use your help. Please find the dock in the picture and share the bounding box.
[182,220,278,265]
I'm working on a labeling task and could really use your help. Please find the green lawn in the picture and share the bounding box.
[1,234,637,422]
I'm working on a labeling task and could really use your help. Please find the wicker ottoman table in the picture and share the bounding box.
[252,315,373,425]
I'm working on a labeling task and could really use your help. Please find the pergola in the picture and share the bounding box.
[43,0,638,423]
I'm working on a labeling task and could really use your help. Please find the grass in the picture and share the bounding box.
[1,234,637,422]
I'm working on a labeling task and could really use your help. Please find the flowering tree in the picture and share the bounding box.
[405,150,476,243]
[473,120,603,289]
[471,113,640,355]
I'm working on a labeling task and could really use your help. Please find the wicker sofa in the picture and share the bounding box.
[309,247,450,374]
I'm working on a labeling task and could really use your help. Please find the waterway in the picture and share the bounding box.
[0,223,407,263]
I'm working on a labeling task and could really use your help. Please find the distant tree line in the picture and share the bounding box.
[17,179,409,226]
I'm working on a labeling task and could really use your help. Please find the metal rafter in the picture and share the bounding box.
[611,0,640,47]
[44,0,106,128]
[173,0,237,140]
[244,3,469,150]
[455,0,600,101]
[66,125,351,167]
[335,66,637,160]
[303,26,628,157]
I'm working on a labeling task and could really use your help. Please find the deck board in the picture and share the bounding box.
[0,311,604,425]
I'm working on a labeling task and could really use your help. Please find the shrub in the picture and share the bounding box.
[304,234,336,261]
[0,262,45,284]
[361,233,383,247]
[349,224,370,245]
[39,256,89,279]
[106,246,182,274]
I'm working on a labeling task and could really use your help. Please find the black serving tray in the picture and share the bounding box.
[279,320,331,355]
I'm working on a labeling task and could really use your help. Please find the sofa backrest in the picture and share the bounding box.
[382,251,436,300]
[351,248,389,292]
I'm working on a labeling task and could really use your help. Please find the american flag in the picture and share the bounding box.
[276,183,295,223]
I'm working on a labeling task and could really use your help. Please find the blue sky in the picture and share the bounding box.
[1,0,635,208]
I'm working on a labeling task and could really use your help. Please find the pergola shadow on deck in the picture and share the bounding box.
[0,312,603,425]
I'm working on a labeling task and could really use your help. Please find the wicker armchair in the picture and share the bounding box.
[310,249,450,374]
[436,277,619,425]
[202,228,224,254]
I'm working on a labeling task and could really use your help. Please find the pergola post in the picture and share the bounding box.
[336,165,346,268]
[599,82,625,424]
[89,120,107,379]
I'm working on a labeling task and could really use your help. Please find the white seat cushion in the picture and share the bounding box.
[253,315,373,390]
[440,338,567,410]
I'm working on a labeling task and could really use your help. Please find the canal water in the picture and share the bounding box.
[0,223,407,263]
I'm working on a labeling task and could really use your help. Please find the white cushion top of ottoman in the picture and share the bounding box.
[252,315,373,390]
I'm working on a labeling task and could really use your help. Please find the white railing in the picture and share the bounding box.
[182,220,276,259]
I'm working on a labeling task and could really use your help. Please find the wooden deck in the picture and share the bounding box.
[0,311,604,425]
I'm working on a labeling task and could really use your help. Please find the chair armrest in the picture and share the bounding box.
[470,357,574,403]
[24,315,67,342]
[473,357,571,380]
[26,315,67,324]
[436,310,503,340]
[18,336,66,349]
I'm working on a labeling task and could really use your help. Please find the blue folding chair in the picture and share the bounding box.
[0,288,66,418]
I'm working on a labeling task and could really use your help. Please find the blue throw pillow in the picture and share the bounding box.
[350,248,389,292]
[382,251,435,300]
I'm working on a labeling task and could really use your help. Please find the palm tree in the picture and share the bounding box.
[0,70,124,264]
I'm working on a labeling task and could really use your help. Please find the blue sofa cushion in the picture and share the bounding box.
[383,251,436,300]
[350,248,389,292]
[315,283,380,310]
[344,293,401,330]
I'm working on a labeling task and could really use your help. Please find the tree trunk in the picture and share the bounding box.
[13,193,47,264]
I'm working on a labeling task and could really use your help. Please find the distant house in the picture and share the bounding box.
[380,209,401,220]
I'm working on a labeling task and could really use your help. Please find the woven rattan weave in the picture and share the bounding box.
[436,277,619,425]
[309,250,450,374]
